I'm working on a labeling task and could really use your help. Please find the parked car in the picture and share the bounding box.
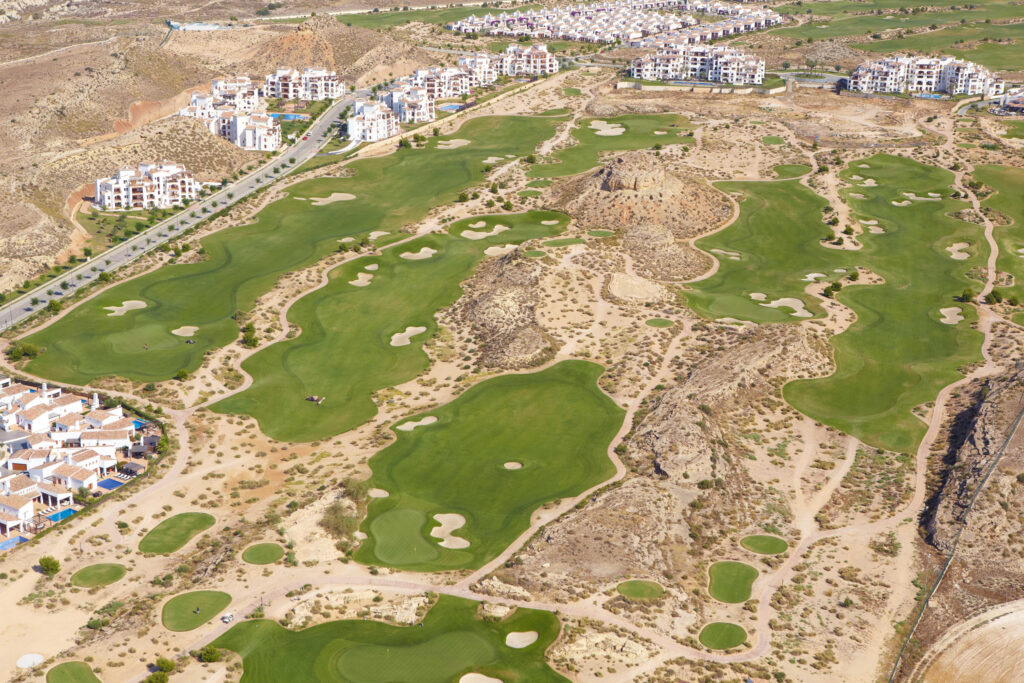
[221,613,234,624]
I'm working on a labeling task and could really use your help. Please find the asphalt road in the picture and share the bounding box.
[0,90,368,333]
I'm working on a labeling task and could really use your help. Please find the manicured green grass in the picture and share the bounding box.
[526,179,553,188]
[242,543,284,565]
[162,590,232,632]
[537,107,570,116]
[1000,120,1024,140]
[25,116,561,385]
[353,361,623,571]
[214,595,565,682]
[699,622,747,650]
[588,229,614,237]
[688,155,985,452]
[645,318,674,328]
[528,114,692,178]
[46,662,100,683]
[774,164,811,179]
[564,87,582,96]
[853,22,1024,71]
[740,535,788,555]
[139,512,215,554]
[543,237,585,247]
[70,563,126,588]
[975,165,1024,302]
[708,561,758,603]
[762,135,785,145]
[519,189,542,198]
[616,580,664,599]
[525,250,546,258]
[212,211,568,442]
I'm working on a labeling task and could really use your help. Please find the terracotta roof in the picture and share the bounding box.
[84,409,117,423]
[0,510,19,523]
[18,405,50,421]
[8,448,48,461]
[70,449,101,464]
[52,464,95,481]
[0,384,31,399]
[106,418,136,431]
[26,434,54,446]
[7,475,36,493]
[0,493,35,509]
[81,430,131,441]
[37,481,71,496]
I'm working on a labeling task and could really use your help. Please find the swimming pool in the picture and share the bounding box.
[438,104,462,112]
[97,478,124,491]
[48,509,76,522]
[269,113,309,121]
[132,419,147,430]
[0,536,28,552]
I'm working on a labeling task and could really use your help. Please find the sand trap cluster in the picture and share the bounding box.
[171,326,199,337]
[309,193,356,205]
[436,138,470,149]
[104,300,147,316]
[430,513,470,549]
[462,225,509,240]
[368,231,389,241]
[849,192,865,199]
[368,488,390,498]
[711,248,741,261]
[482,156,506,164]
[589,120,625,136]
[939,307,964,325]
[400,247,437,260]
[609,272,665,302]
[460,675,501,683]
[904,192,941,202]
[339,237,355,243]
[753,294,812,318]
[505,631,539,648]
[365,264,379,271]
[503,461,523,470]
[396,416,438,432]
[390,326,427,346]
[653,130,667,135]
[350,273,374,287]
[802,272,827,282]
[485,244,517,256]
[946,242,970,260]
[749,292,768,301]
[860,178,878,187]
[891,200,912,207]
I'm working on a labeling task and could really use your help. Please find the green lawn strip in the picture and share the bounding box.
[761,135,785,145]
[707,561,758,603]
[212,210,568,442]
[740,535,788,555]
[25,116,560,385]
[526,179,552,188]
[975,165,1024,302]
[645,318,674,328]
[139,512,215,554]
[519,189,542,198]
[774,164,811,179]
[564,87,583,96]
[699,622,747,650]
[544,237,585,247]
[537,107,570,116]
[213,594,566,682]
[70,563,126,587]
[1000,120,1024,140]
[852,22,1024,71]
[46,662,100,683]
[525,250,546,258]
[616,580,664,599]
[162,590,232,632]
[242,543,284,565]
[588,229,614,237]
[353,360,623,571]
[528,114,692,179]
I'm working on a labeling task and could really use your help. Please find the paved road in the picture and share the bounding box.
[0,90,369,333]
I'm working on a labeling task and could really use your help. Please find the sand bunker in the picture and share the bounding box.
[104,300,147,316]
[309,193,356,206]
[460,675,501,683]
[760,297,813,318]
[609,272,665,302]
[368,488,390,498]
[485,244,517,256]
[171,326,199,337]
[390,326,427,346]
[482,156,506,165]
[400,247,437,260]
[505,631,539,648]
[860,178,877,187]
[365,264,379,271]
[16,654,43,669]
[749,292,768,301]
[653,130,667,135]
[589,120,625,136]
[802,273,827,282]
[928,192,941,197]
[541,220,560,225]
[462,225,509,240]
[904,192,941,202]
[430,513,470,549]
[859,164,870,168]
[339,237,355,243]
[850,175,863,181]
[711,248,741,261]
[867,225,886,234]
[468,221,486,228]
[946,242,970,260]
[504,461,523,470]
[350,273,374,287]
[860,219,878,225]
[354,531,367,540]
[437,138,470,149]
[368,231,389,241]
[939,307,964,325]
[891,200,912,207]
[849,193,865,199]
[396,416,438,432]
[834,268,847,273]
[715,317,756,327]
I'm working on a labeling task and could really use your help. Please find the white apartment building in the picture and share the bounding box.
[211,76,261,111]
[458,54,499,86]
[410,66,475,99]
[849,55,1004,98]
[94,162,198,211]
[347,100,399,142]
[630,44,764,84]
[497,44,560,76]
[265,67,344,101]
[212,112,282,151]
[378,84,436,124]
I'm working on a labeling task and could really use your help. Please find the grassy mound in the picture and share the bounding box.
[708,561,758,603]
[242,543,284,565]
[774,164,811,179]
[740,535,788,555]
[616,580,664,600]
[645,318,673,328]
[588,229,614,237]
[762,135,785,145]
[46,662,100,683]
[525,250,546,258]
[162,590,232,632]
[543,237,585,247]
[139,512,215,554]
[70,563,126,588]
[699,622,747,650]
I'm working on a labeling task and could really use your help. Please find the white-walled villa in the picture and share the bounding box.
[94,162,197,211]
[849,55,1004,98]
[347,100,399,142]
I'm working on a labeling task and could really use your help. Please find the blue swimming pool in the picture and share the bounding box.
[0,536,28,552]
[97,478,124,491]
[269,113,309,121]
[48,509,76,522]
[438,104,462,112]
[132,419,147,429]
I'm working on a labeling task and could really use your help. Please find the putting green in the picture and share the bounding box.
[687,155,985,453]
[616,580,664,600]
[162,590,232,632]
[213,595,566,682]
[46,662,100,683]
[708,561,758,603]
[525,250,546,258]
[528,114,691,178]
[699,622,747,650]
[526,179,552,188]
[212,211,568,442]
[762,135,785,145]
[774,164,811,179]
[519,189,542,198]
[354,361,623,571]
[139,512,215,554]
[564,87,582,96]
[242,543,284,565]
[974,165,1024,302]
[740,535,788,555]
[645,318,673,328]
[25,116,561,385]
[70,563,126,588]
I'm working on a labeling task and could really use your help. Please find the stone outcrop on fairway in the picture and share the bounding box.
[547,152,730,280]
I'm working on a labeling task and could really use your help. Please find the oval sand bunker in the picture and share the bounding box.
[946,242,970,260]
[503,461,523,470]
[400,247,437,260]
[368,488,390,498]
[430,513,470,549]
[485,244,517,256]
[105,300,147,316]
[309,192,356,205]
[939,307,964,325]
[171,326,199,337]
[396,415,437,432]
[390,326,427,346]
[460,675,502,683]
[505,631,539,648]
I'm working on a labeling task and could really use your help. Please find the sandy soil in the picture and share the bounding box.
[309,192,357,205]
[430,513,470,549]
[399,247,437,260]
[939,307,964,325]
[390,326,427,347]
[395,415,437,432]
[171,325,199,337]
[608,272,665,303]
[104,299,146,316]
[461,225,509,240]
[924,609,1024,683]
[349,272,374,287]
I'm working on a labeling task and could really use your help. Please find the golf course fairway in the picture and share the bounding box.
[353,360,624,571]
[974,165,1024,304]
[212,211,569,442]
[23,115,560,385]
[212,595,566,682]
[138,512,215,554]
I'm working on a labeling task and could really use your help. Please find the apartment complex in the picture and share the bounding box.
[849,55,1004,98]
[378,84,436,124]
[180,93,283,151]
[264,67,344,101]
[630,44,764,84]
[94,162,198,211]
[211,76,261,111]
[347,100,399,142]
[497,43,560,76]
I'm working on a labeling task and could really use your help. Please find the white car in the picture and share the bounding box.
[221,613,234,624]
